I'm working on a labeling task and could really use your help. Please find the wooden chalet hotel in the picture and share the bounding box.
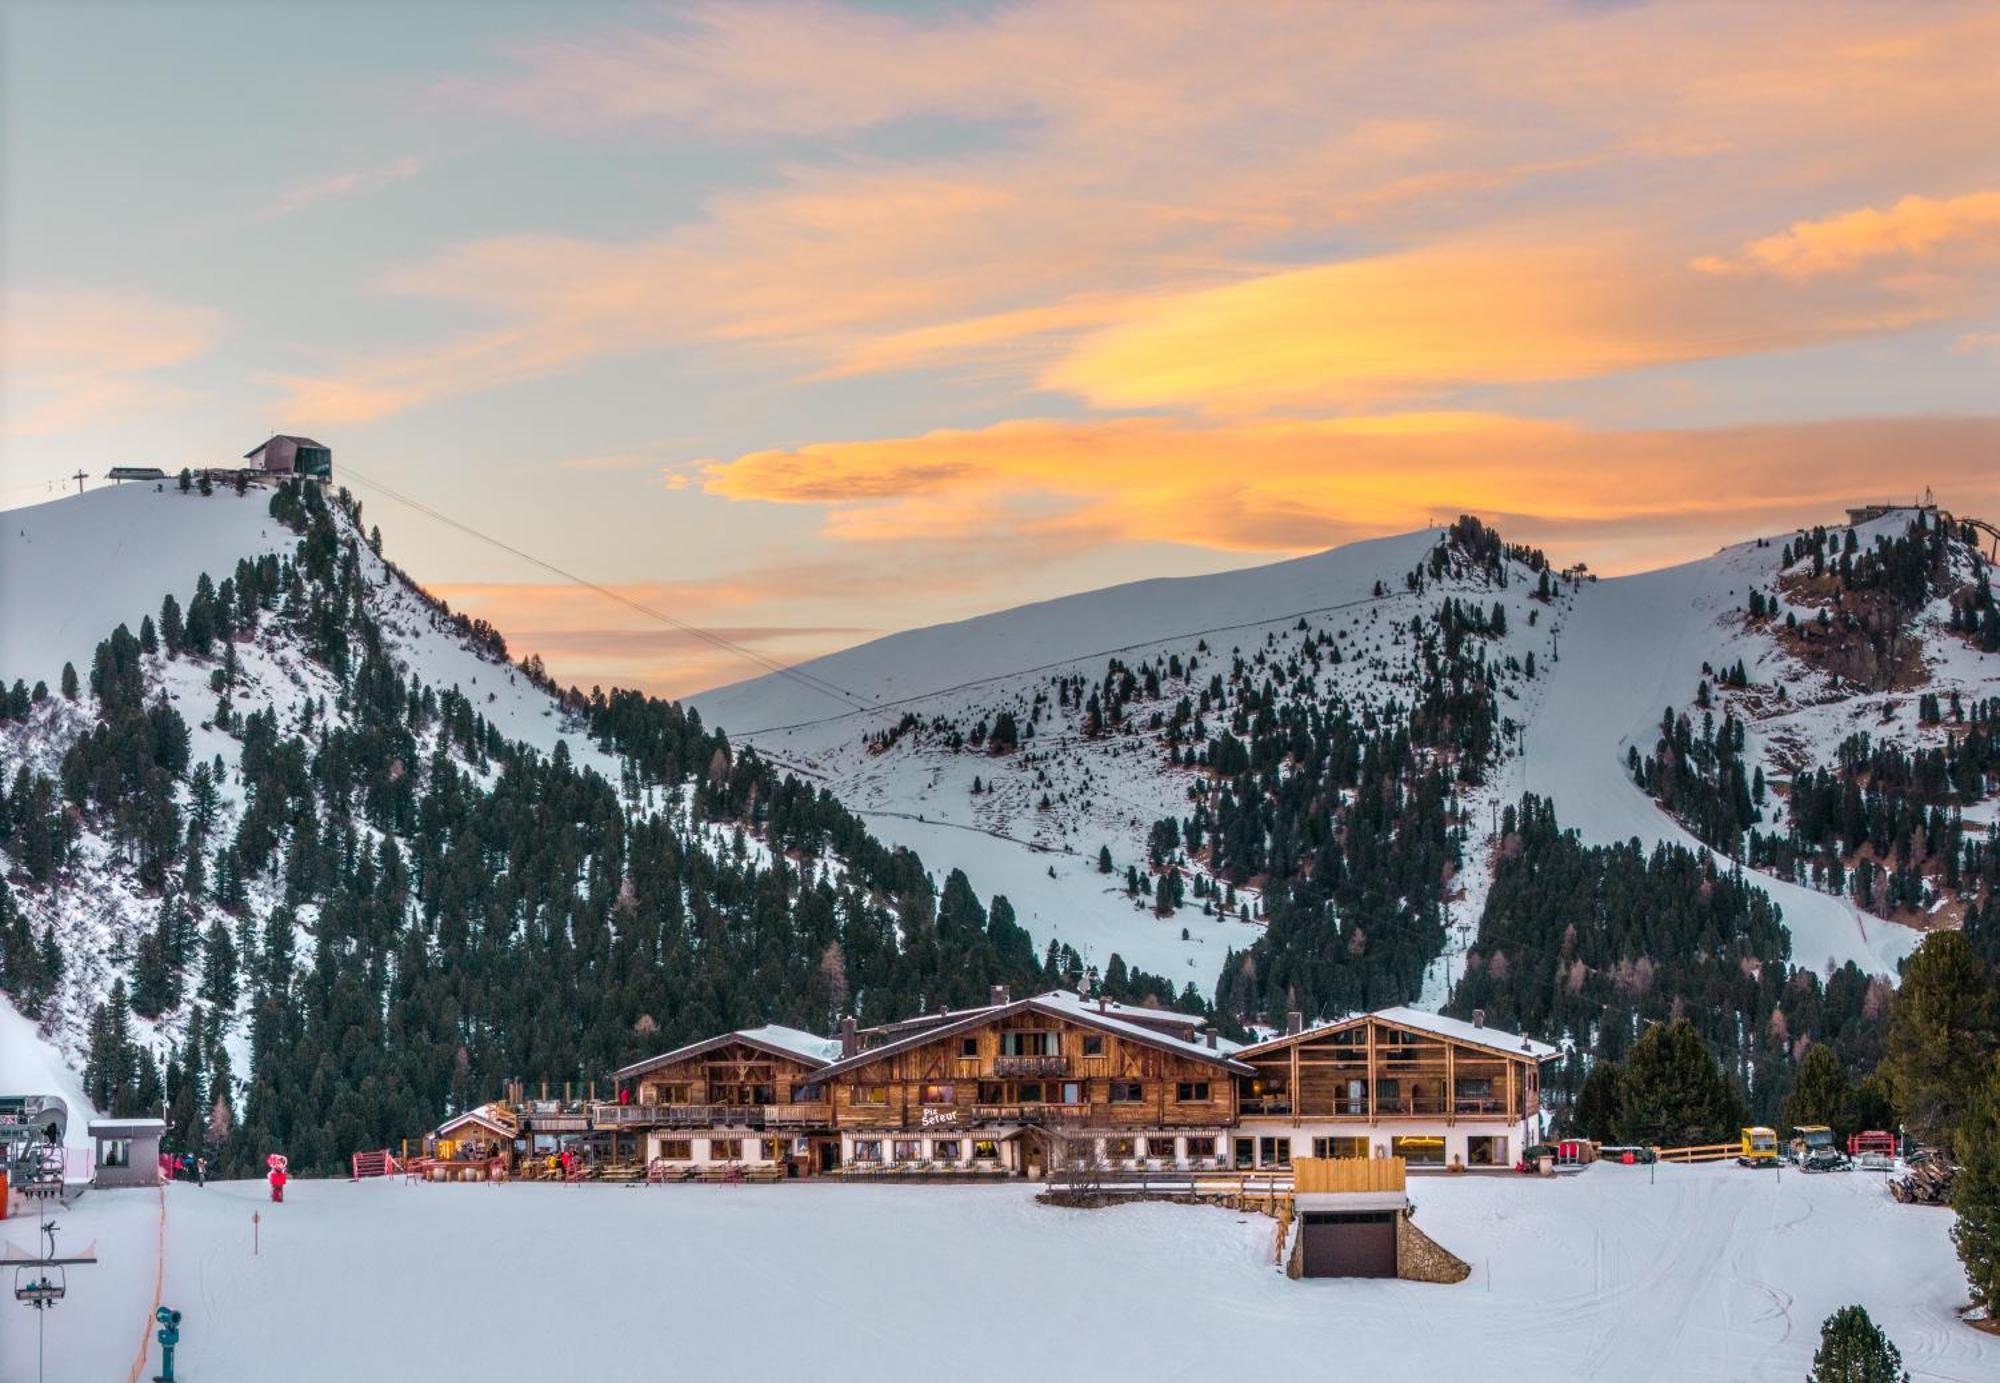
[509,989,1555,1180]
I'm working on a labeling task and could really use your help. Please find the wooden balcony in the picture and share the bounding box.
[992,1055,1069,1077]
[590,1103,772,1129]
[763,1102,832,1127]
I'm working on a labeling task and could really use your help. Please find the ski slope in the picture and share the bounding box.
[10,1166,1990,1382]
[1518,534,1923,977]
[0,483,294,688]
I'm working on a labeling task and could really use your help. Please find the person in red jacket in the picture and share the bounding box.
[267,1153,289,1203]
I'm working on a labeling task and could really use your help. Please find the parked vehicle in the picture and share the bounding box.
[1598,1145,1658,1165]
[1788,1126,1849,1172]
[1737,1126,1780,1167]
[1848,1130,1899,1170]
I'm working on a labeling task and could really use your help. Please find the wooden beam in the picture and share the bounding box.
[1366,1020,1377,1126]
[1446,1042,1455,1128]
[1290,1042,1301,1129]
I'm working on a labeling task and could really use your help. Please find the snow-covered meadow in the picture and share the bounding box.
[6,1164,1990,1382]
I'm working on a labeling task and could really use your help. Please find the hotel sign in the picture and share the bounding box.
[920,1108,961,1127]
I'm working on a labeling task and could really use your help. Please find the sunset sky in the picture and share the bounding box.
[4,1,1997,696]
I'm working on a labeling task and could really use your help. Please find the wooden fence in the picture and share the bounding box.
[1654,1142,1738,1164]
[1292,1155,1407,1193]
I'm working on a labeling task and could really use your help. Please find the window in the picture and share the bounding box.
[1392,1135,1447,1166]
[920,1084,956,1105]
[1081,1034,1105,1056]
[1110,1080,1145,1103]
[1000,1031,1058,1056]
[708,1138,742,1161]
[1185,1136,1216,1159]
[960,1037,980,1059]
[794,1083,824,1102]
[1106,1137,1136,1159]
[1058,1081,1083,1105]
[1233,1137,1255,1169]
[657,1139,692,1161]
[762,1139,787,1161]
[971,1139,1000,1161]
[1143,1135,1178,1158]
[892,1139,922,1162]
[1175,1081,1211,1103]
[651,1082,690,1104]
[1258,1136,1292,1167]
[852,1139,883,1163]
[1313,1136,1369,1160]
[977,1081,1006,1104]
[1017,1081,1044,1104]
[933,1140,962,1161]
[851,1084,889,1106]
[1467,1136,1509,1167]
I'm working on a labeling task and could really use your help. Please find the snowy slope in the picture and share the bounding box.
[695,528,1556,988]
[0,483,620,1095]
[13,1168,1992,1382]
[1,483,294,687]
[1517,534,1921,975]
[696,513,2000,994]
[0,992,100,1154]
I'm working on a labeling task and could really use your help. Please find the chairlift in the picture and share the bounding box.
[13,1263,65,1307]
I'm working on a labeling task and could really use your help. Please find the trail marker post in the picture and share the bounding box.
[252,1210,260,1256]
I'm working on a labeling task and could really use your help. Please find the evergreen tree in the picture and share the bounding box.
[1880,931,1998,1154]
[1953,1055,2000,1317]
[1807,1305,1908,1383]
[60,662,78,700]
[1617,1019,1743,1147]
[1783,1042,1853,1138]
[1571,1060,1625,1139]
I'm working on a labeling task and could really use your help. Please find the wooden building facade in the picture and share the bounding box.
[596,1026,839,1176]
[1231,1007,1556,1171]
[806,989,1252,1176]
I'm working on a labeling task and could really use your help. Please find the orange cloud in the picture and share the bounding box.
[2,287,221,436]
[702,412,2000,567]
[290,3,1996,424]
[1695,190,2000,278]
[1042,237,1971,414]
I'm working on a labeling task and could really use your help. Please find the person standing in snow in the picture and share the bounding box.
[195,1156,207,1188]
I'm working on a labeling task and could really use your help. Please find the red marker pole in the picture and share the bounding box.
[253,1211,260,1256]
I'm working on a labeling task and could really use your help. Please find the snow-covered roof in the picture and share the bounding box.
[1238,1006,1557,1062]
[816,990,1252,1081]
[434,1106,518,1140]
[613,1024,841,1080]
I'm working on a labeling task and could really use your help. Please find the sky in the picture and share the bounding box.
[3,0,1997,698]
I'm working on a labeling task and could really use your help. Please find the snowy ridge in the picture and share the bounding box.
[695,515,1999,1000]
[0,484,619,1104]
[696,526,1563,991]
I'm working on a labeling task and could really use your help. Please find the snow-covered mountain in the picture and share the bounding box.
[695,509,2000,993]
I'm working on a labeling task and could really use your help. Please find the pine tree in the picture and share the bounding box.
[1807,1305,1908,1382]
[1783,1042,1853,1137]
[60,662,78,700]
[1953,1055,2000,1317]
[1097,845,1113,874]
[200,915,240,1016]
[1881,931,1998,1154]
[1617,1019,1743,1146]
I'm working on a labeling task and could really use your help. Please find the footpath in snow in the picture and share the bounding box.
[5,1165,1989,1382]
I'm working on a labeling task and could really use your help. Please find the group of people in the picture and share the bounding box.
[542,1146,585,1180]
[167,1152,208,1186]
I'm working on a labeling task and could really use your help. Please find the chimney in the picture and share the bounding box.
[989,985,1010,1007]
[1472,1008,1486,1029]
[1096,995,1108,1014]
[839,1015,858,1058]
[1206,1030,1217,1050]
[1285,1011,1303,1036]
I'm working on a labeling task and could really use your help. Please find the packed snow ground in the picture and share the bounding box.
[6,1165,1989,1382]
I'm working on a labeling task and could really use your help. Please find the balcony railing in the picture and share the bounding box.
[992,1055,1069,1077]
[590,1103,771,1129]
[763,1102,832,1126]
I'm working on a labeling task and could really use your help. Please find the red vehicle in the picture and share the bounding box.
[1848,1131,1898,1158]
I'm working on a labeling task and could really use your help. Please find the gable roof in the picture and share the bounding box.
[1236,1006,1558,1063]
[434,1106,518,1140]
[243,434,328,458]
[815,990,1252,1082]
[613,1024,841,1081]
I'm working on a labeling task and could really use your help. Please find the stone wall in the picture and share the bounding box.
[1396,1209,1471,1283]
